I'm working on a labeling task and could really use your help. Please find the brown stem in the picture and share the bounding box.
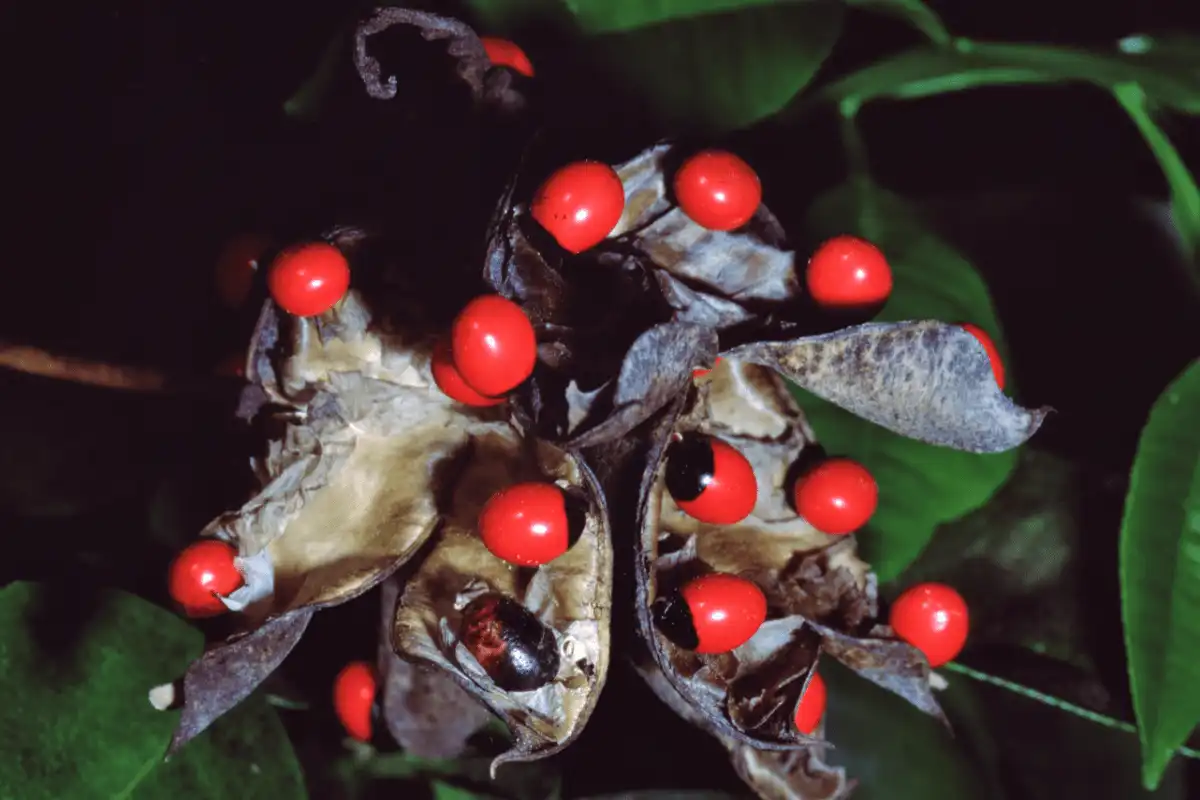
[0,341,174,393]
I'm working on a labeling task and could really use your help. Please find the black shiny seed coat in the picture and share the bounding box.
[651,593,700,650]
[459,592,560,692]
[664,432,716,502]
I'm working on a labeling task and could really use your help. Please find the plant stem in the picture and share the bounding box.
[943,661,1200,760]
[0,341,175,393]
[838,97,869,180]
[1111,82,1200,297]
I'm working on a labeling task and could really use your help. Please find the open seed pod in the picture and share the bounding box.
[607,358,942,754]
[376,576,492,758]
[488,139,1047,455]
[639,661,854,800]
[159,225,521,752]
[391,429,612,774]
[151,8,1052,790]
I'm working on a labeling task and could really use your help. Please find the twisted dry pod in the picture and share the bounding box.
[152,5,1049,797]
[629,359,943,749]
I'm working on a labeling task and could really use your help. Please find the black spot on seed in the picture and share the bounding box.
[653,594,700,650]
[664,432,715,502]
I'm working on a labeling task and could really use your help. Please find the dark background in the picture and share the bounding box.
[1,1,1199,797]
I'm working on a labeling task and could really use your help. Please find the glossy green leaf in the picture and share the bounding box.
[1119,359,1200,790]
[563,0,790,32]
[471,0,845,131]
[794,180,1018,581]
[799,41,1200,114]
[1112,83,1200,276]
[594,1,844,130]
[283,26,351,120]
[946,665,1186,800]
[467,0,564,32]
[822,661,990,799]
[431,782,500,800]
[843,0,950,45]
[0,581,305,799]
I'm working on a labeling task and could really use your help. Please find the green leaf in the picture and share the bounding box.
[472,0,845,132]
[431,782,499,800]
[466,0,564,32]
[1112,83,1200,277]
[0,582,305,799]
[794,180,1018,581]
[563,0,792,32]
[1119,359,1200,789]
[822,660,991,798]
[843,0,950,45]
[945,664,1187,800]
[284,26,351,120]
[594,0,844,130]
[800,41,1200,115]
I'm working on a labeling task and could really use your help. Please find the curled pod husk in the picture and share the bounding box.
[376,575,493,758]
[391,428,612,775]
[355,5,528,113]
[623,358,943,753]
[160,227,514,752]
[488,140,1048,456]
[639,662,853,800]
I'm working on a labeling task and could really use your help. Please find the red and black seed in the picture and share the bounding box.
[664,432,716,502]
[458,592,561,692]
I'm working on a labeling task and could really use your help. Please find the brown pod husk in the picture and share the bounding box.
[607,358,944,756]
[161,226,515,751]
[638,661,853,800]
[391,429,612,776]
[354,6,528,113]
[376,576,492,758]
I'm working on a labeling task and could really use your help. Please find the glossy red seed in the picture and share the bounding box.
[889,583,969,667]
[794,458,878,535]
[960,323,1006,390]
[479,482,582,566]
[806,235,893,308]
[531,161,626,254]
[168,540,242,618]
[680,573,767,654]
[674,150,762,231]
[267,242,351,317]
[666,434,758,525]
[431,339,505,407]
[450,296,538,397]
[481,37,534,78]
[793,672,827,735]
[333,661,377,742]
[215,233,270,309]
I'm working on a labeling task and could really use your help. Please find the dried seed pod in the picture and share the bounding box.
[589,357,945,759]
[392,430,611,775]
[162,225,521,752]
[149,23,1052,789]
[375,576,491,759]
[638,660,853,800]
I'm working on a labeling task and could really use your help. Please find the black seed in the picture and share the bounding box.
[652,594,700,651]
[459,593,561,693]
[783,443,829,514]
[563,489,590,549]
[664,432,715,502]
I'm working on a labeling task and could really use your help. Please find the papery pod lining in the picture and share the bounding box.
[392,429,612,775]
